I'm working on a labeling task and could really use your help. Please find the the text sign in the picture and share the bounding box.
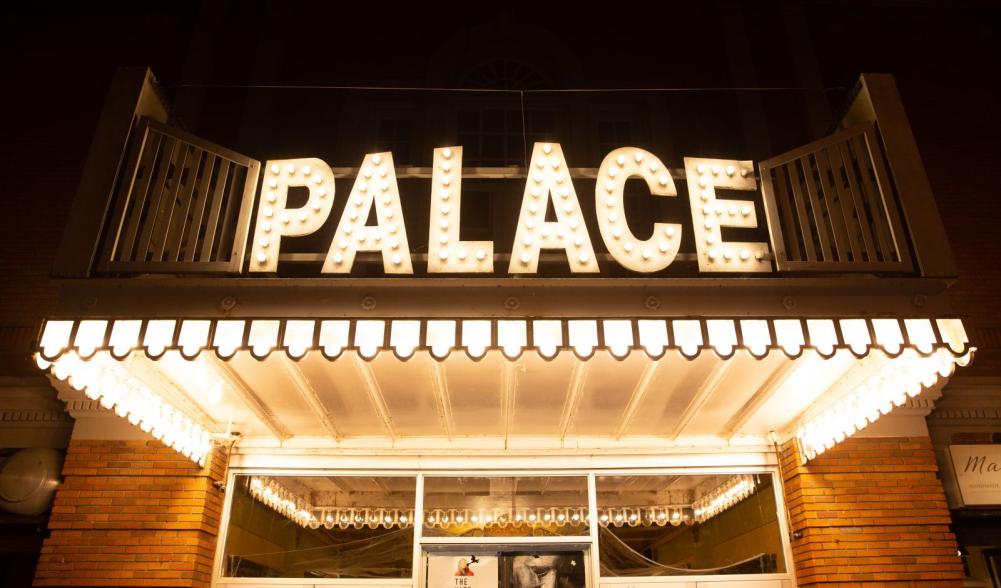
[248,143,772,275]
[950,444,1001,506]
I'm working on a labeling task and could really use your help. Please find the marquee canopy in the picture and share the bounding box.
[35,316,972,468]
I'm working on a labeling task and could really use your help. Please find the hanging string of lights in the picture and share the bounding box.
[690,474,757,522]
[247,475,759,530]
[40,351,213,466]
[247,476,318,527]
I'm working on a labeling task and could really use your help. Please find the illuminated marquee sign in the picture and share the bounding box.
[248,143,770,274]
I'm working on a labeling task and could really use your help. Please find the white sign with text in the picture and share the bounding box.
[427,554,499,588]
[950,444,1001,506]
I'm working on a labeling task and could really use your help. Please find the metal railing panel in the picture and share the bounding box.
[759,122,914,273]
[98,118,260,274]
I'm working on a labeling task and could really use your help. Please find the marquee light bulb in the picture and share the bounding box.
[322,152,412,274]
[594,147,682,273]
[509,143,598,274]
[250,158,336,273]
[684,157,770,273]
[426,147,494,273]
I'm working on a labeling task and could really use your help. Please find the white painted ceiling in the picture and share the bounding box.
[148,348,882,446]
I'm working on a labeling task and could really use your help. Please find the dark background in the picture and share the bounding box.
[3,1,999,371]
[0,2,999,584]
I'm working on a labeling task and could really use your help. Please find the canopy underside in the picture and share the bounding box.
[35,317,973,466]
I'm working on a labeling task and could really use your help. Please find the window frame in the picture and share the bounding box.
[212,461,796,587]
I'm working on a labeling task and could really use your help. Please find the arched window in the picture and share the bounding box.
[457,60,554,166]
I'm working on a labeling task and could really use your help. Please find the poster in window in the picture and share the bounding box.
[428,554,499,588]
[503,552,585,588]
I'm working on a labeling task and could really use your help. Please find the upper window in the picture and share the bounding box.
[463,59,549,91]
[457,59,554,167]
[596,117,633,157]
[376,115,414,165]
[458,108,524,166]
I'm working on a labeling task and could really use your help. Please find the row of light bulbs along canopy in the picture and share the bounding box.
[247,475,758,531]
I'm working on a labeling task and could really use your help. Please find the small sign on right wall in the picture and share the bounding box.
[950,445,1001,506]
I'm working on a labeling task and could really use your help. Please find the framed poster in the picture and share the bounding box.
[428,554,499,588]
[502,552,586,588]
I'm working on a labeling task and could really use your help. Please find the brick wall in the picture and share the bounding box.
[33,440,228,587]
[780,436,963,587]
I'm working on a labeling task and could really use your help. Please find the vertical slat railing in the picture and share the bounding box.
[182,153,218,262]
[97,118,259,274]
[842,73,955,277]
[759,122,914,272]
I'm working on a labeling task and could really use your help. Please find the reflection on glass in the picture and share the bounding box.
[222,475,416,578]
[422,476,589,537]
[596,474,784,576]
[507,552,586,588]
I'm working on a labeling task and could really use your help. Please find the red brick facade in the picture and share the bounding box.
[33,440,228,587]
[780,436,963,587]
